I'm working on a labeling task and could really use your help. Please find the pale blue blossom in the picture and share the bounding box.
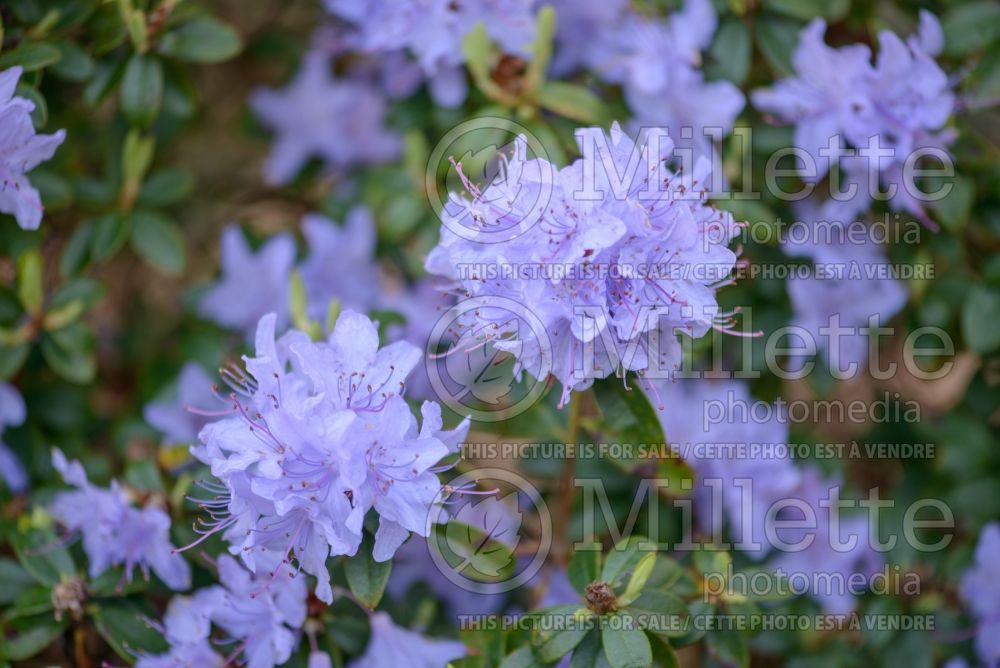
[325,0,537,107]
[425,124,741,407]
[299,207,382,321]
[49,449,190,589]
[250,52,400,185]
[960,522,1000,665]
[0,66,66,230]
[144,362,218,447]
[0,381,27,492]
[136,592,223,668]
[198,226,296,337]
[189,311,468,602]
[348,611,465,668]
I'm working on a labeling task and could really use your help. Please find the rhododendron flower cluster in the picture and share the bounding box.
[752,12,955,225]
[0,382,27,492]
[325,0,538,107]
[425,123,742,406]
[188,310,468,602]
[49,450,190,590]
[0,66,66,231]
[138,555,308,668]
[652,379,882,613]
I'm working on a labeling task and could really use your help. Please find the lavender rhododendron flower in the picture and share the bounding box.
[299,207,382,321]
[250,52,400,185]
[425,123,742,407]
[959,522,1000,665]
[136,592,223,668]
[144,362,218,447]
[199,226,296,337]
[204,555,308,668]
[583,0,744,160]
[0,382,27,492]
[188,310,468,602]
[752,12,955,225]
[348,611,465,668]
[325,0,537,107]
[0,66,66,230]
[651,379,881,613]
[49,449,190,589]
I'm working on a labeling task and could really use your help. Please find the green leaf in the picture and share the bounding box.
[0,41,62,71]
[17,250,44,316]
[524,5,556,94]
[60,220,94,276]
[570,629,608,668]
[536,82,607,124]
[763,0,849,21]
[618,552,655,607]
[344,532,392,609]
[0,343,30,379]
[120,54,164,128]
[3,586,55,621]
[756,16,801,76]
[138,168,194,207]
[930,175,974,233]
[593,381,665,445]
[89,212,131,262]
[625,591,690,640]
[31,169,74,209]
[92,599,169,660]
[499,646,546,668]
[50,41,95,82]
[707,18,751,86]
[129,210,186,275]
[15,82,48,126]
[12,529,76,586]
[962,287,1000,354]
[158,16,243,63]
[602,614,651,668]
[601,536,650,588]
[0,558,35,605]
[0,617,67,661]
[647,634,679,668]
[532,606,590,663]
[942,2,1000,56]
[568,547,602,594]
[706,627,749,668]
[40,323,97,384]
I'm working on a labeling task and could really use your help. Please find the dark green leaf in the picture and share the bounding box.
[12,529,76,586]
[158,16,243,63]
[138,168,195,207]
[707,19,751,86]
[344,532,392,609]
[756,17,801,76]
[50,41,95,82]
[92,599,169,660]
[532,606,590,663]
[129,210,186,275]
[537,82,608,124]
[121,54,164,128]
[40,323,97,384]
[0,41,62,71]
[89,213,131,262]
[570,629,608,668]
[0,617,67,661]
[568,547,602,594]
[706,626,749,668]
[0,558,35,605]
[942,2,1000,56]
[962,287,1000,354]
[602,613,651,668]
[763,0,849,21]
